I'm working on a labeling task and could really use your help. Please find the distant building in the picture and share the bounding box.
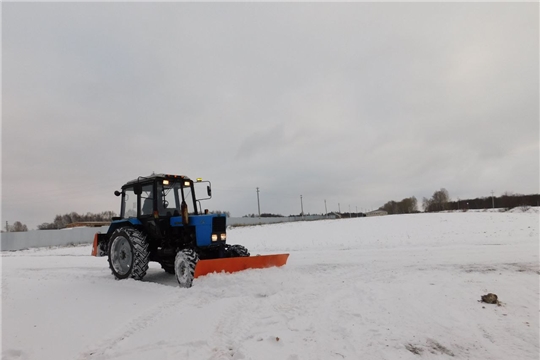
[365,210,388,217]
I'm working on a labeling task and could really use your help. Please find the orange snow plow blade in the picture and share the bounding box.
[194,253,289,278]
[91,233,99,256]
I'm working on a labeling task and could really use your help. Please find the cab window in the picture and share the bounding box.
[141,184,154,216]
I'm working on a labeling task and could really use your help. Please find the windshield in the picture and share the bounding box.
[160,180,197,215]
[160,185,178,215]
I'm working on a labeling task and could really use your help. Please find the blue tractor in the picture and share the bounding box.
[92,174,251,287]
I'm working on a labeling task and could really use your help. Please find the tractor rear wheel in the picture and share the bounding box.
[108,227,150,280]
[227,244,250,257]
[174,249,199,288]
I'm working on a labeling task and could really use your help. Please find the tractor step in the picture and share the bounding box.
[194,253,289,278]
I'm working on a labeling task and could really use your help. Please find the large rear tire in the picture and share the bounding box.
[174,249,199,288]
[108,228,150,280]
[227,244,250,257]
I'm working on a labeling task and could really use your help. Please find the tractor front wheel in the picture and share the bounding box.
[227,244,250,257]
[108,227,150,280]
[174,249,199,288]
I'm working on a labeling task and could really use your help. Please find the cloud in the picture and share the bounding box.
[2,2,538,228]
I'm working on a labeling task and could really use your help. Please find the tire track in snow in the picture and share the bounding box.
[206,296,258,360]
[248,267,365,359]
[77,291,190,360]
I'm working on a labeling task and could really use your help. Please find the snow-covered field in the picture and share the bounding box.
[2,212,539,360]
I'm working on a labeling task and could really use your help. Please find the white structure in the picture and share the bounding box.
[1,226,109,252]
[1,216,338,252]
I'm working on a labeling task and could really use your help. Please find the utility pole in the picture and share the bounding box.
[5,221,8,232]
[491,190,495,209]
[356,206,358,217]
[338,203,341,214]
[324,199,328,217]
[300,195,304,219]
[349,205,351,218]
[256,187,261,218]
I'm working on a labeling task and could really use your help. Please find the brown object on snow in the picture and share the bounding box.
[481,293,499,304]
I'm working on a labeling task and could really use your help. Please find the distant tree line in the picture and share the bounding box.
[244,213,284,218]
[208,210,230,217]
[3,221,29,232]
[446,193,540,211]
[380,188,540,214]
[37,211,117,230]
[378,188,451,214]
[379,197,419,215]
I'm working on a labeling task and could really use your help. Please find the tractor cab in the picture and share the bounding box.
[106,174,227,259]
[117,174,211,220]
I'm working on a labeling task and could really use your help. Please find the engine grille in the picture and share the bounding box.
[212,216,226,233]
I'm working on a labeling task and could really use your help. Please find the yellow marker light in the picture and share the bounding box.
[163,180,170,185]
[197,178,203,182]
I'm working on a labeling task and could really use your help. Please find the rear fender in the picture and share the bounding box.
[91,219,142,257]
[107,218,142,236]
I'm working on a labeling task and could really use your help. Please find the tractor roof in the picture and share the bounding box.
[123,173,191,187]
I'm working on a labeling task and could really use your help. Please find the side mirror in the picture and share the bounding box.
[134,184,142,195]
[114,190,122,197]
[207,186,212,197]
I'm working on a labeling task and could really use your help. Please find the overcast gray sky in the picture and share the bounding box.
[2,2,539,229]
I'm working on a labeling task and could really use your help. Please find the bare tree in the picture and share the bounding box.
[422,197,433,212]
[9,221,28,232]
[432,188,449,204]
[380,200,399,214]
[423,188,450,212]
[379,197,418,214]
[400,196,418,213]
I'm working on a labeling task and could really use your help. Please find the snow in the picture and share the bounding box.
[442,206,539,214]
[2,212,539,360]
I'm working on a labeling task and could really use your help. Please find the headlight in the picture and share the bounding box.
[220,233,227,241]
[211,234,218,242]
